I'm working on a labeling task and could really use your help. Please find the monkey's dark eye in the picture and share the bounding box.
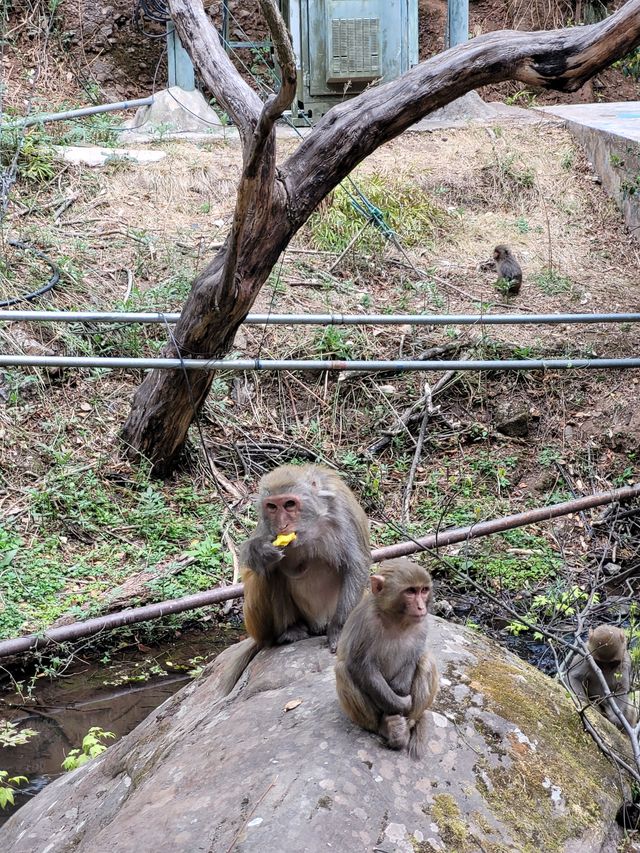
[266,503,277,511]
[422,587,431,595]
[284,500,297,511]
[406,587,417,595]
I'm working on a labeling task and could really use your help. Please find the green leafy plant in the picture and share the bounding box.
[307,175,447,252]
[495,276,515,295]
[560,148,575,171]
[0,772,28,808]
[313,326,354,359]
[621,173,640,199]
[0,720,38,748]
[533,268,574,295]
[531,585,592,618]
[0,721,37,808]
[504,89,538,108]
[538,447,562,467]
[495,151,536,189]
[62,727,116,771]
[615,46,640,79]
[0,128,57,182]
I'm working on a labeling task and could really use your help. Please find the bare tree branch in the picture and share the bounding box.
[219,0,296,304]
[283,0,640,215]
[167,0,262,143]
[257,0,297,130]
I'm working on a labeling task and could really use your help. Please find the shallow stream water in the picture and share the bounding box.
[0,625,241,826]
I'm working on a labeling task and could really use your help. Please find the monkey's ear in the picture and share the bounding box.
[370,575,385,595]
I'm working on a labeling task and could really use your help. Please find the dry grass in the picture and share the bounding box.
[1,117,640,638]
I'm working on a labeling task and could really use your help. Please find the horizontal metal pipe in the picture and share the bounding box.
[371,482,640,560]
[2,354,640,372]
[0,484,637,658]
[2,310,640,326]
[0,97,154,130]
[0,584,244,657]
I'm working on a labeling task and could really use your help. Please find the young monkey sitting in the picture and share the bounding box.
[566,624,637,729]
[335,558,439,758]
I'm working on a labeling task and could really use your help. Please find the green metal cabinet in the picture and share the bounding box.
[283,0,418,122]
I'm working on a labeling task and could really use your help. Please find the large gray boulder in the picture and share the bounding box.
[1,619,626,852]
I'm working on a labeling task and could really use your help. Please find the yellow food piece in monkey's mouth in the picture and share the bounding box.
[272,532,297,547]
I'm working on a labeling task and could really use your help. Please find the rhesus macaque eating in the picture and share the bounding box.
[492,244,522,296]
[241,464,371,653]
[566,624,637,729]
[335,558,439,758]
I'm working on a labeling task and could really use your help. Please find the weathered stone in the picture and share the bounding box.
[494,398,531,437]
[1,621,626,852]
[432,598,454,618]
[123,87,222,140]
[53,146,166,167]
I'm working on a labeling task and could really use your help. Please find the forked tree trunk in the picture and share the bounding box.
[121,192,293,468]
[120,0,640,473]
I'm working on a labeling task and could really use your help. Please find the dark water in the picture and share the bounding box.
[0,626,241,826]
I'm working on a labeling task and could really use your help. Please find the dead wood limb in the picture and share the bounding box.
[328,221,371,273]
[284,2,640,212]
[217,2,296,301]
[203,449,247,502]
[257,0,297,129]
[402,382,435,523]
[167,0,262,144]
[368,368,459,455]
[338,341,465,384]
[554,460,594,537]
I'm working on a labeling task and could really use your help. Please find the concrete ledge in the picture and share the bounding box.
[538,102,640,240]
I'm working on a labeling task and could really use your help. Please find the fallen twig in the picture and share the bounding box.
[367,365,461,454]
[402,381,435,524]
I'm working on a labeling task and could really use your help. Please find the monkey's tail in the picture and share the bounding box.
[408,714,429,760]
[204,637,260,700]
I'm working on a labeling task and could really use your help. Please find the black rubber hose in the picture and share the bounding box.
[0,239,61,308]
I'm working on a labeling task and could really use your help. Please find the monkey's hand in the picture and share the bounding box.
[242,538,285,574]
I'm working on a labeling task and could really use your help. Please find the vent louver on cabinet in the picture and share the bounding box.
[326,17,381,83]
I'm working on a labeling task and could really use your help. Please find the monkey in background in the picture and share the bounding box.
[335,558,439,759]
[565,624,637,729]
[240,464,370,653]
[489,245,522,296]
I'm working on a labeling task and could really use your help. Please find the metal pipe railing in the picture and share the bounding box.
[0,97,154,131]
[370,482,640,559]
[0,483,637,658]
[1,354,640,371]
[0,585,244,657]
[2,310,640,326]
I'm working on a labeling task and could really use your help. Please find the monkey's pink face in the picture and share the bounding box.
[402,586,431,620]
[263,493,301,535]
